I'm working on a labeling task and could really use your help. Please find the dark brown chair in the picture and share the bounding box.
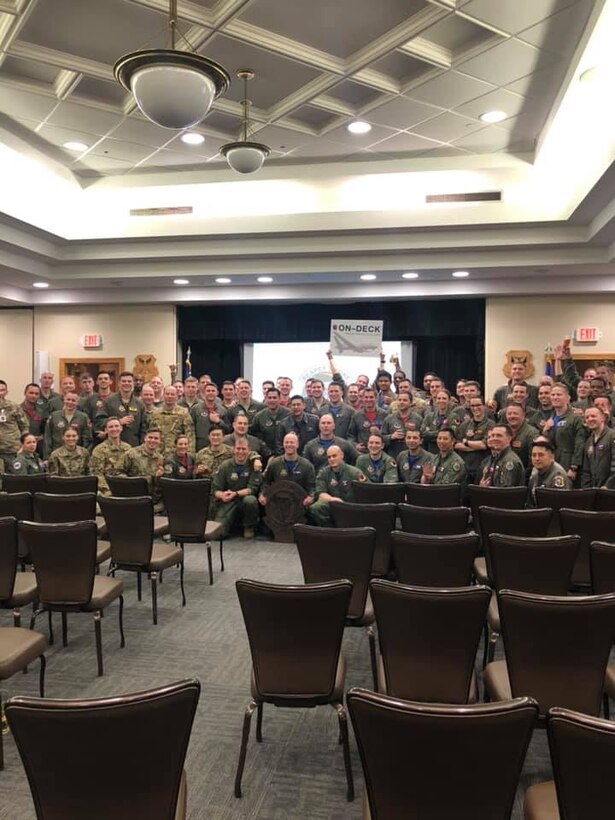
[524,707,615,820]
[159,478,223,584]
[98,495,185,625]
[595,487,615,511]
[590,541,615,717]
[0,516,38,627]
[0,626,47,771]
[234,579,354,801]
[484,534,580,665]
[330,501,396,576]
[293,523,377,687]
[484,590,615,718]
[5,678,200,819]
[351,481,406,505]
[405,483,461,507]
[474,506,553,584]
[347,688,537,820]
[46,475,98,494]
[467,484,527,536]
[33,492,111,566]
[535,487,597,535]
[371,580,490,702]
[560,508,615,587]
[391,531,479,587]
[105,475,170,538]
[398,503,470,535]
[2,473,47,494]
[19,520,125,676]
[0,492,33,567]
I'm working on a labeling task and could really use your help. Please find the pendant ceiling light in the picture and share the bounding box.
[114,0,230,130]
[221,70,271,174]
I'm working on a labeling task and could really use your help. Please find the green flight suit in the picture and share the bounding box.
[456,416,494,483]
[420,411,458,454]
[303,436,356,472]
[211,459,262,536]
[509,422,540,469]
[581,428,615,488]
[479,447,526,487]
[309,463,366,526]
[545,408,586,472]
[348,408,388,449]
[430,451,466,485]
[43,410,92,458]
[97,393,148,447]
[380,411,423,458]
[396,448,433,484]
[356,453,399,484]
[528,462,570,505]
[250,407,291,460]
[7,452,46,475]
[262,456,316,497]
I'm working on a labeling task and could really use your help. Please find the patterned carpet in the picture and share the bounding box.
[0,536,553,819]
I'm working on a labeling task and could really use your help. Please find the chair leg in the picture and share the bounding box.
[334,703,354,802]
[137,570,142,602]
[482,621,489,669]
[118,595,125,648]
[39,654,46,697]
[256,702,263,742]
[0,692,4,771]
[234,699,258,798]
[487,628,499,665]
[94,611,103,676]
[48,610,54,645]
[207,543,213,585]
[604,693,610,720]
[151,572,158,625]
[179,559,186,607]
[13,607,20,628]
[61,612,68,647]
[219,537,225,571]
[367,626,378,692]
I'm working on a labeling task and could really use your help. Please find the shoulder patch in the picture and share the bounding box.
[12,460,21,470]
[506,462,514,471]
[453,462,460,472]
[554,475,566,488]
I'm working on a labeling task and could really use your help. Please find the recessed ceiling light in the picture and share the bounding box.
[32,281,49,289]
[402,272,419,279]
[347,121,372,135]
[452,270,470,278]
[257,276,273,283]
[63,141,88,152]
[579,66,598,83]
[215,277,232,284]
[181,132,205,145]
[360,274,377,281]
[173,278,190,285]
[479,110,507,124]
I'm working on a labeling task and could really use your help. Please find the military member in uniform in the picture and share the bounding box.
[89,417,132,496]
[149,385,195,456]
[259,432,316,505]
[528,439,571,505]
[491,361,538,412]
[396,429,433,484]
[46,376,77,414]
[20,383,45,446]
[504,403,540,472]
[348,388,387,454]
[309,445,366,526]
[36,371,59,418]
[223,414,264,457]
[455,397,494,485]
[581,406,615,488]
[250,388,290,461]
[97,371,147,447]
[191,383,230,451]
[0,379,30,468]
[228,380,264,424]
[140,384,157,422]
[381,392,423,458]
[8,433,46,475]
[542,384,586,483]
[122,428,165,511]
[421,429,466,486]
[323,382,355,439]
[479,424,526,487]
[532,384,554,433]
[179,376,201,412]
[356,433,398,483]
[47,427,90,476]
[304,414,356,472]
[420,389,459,454]
[195,426,234,478]
[212,440,262,538]
[83,371,114,439]
[163,434,196,479]
[304,379,330,416]
[277,395,319,455]
[43,392,92,458]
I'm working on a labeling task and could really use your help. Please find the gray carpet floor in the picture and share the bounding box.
[0,536,554,819]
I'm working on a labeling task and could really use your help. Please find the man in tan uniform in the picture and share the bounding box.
[149,385,195,456]
[89,417,132,495]
[0,379,29,468]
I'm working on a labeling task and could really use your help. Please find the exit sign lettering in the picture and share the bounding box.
[81,334,103,349]
[574,327,600,343]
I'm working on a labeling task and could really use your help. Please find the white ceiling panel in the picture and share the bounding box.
[453,88,525,121]
[88,138,157,163]
[452,124,510,152]
[411,110,486,142]
[409,71,495,108]
[461,0,578,36]
[421,13,497,53]
[371,131,443,153]
[457,38,554,86]
[517,0,595,55]
[367,96,444,129]
[45,100,123,133]
[0,87,59,121]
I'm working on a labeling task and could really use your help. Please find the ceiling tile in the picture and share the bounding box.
[421,145,471,157]
[239,0,427,59]
[326,80,383,108]
[461,0,577,36]
[410,70,495,108]
[46,100,123,133]
[289,106,338,129]
[366,96,444,129]
[452,124,510,152]
[136,147,219,169]
[457,38,555,86]
[419,13,499,54]
[77,154,133,173]
[2,57,59,85]
[286,137,359,158]
[248,124,315,153]
[453,87,525,120]
[201,110,242,137]
[370,131,443,152]
[371,51,437,84]
[36,123,102,150]
[505,61,566,99]
[517,0,595,56]
[411,110,485,142]
[324,121,398,147]
[105,115,176,147]
[74,77,128,106]
[89,137,155,163]
[0,87,58,121]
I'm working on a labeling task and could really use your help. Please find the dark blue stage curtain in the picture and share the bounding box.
[178,299,485,389]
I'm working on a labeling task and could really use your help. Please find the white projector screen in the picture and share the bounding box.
[246,341,414,396]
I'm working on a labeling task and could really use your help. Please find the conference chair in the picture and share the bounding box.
[405,483,461,507]
[351,480,406,505]
[0,491,33,567]
[398,503,470,535]
[391,531,479,587]
[535,487,596,535]
[474,506,553,584]
[330,501,396,576]
[590,541,615,718]
[595,487,615,511]
[467,484,527,538]
[2,473,47,494]
[46,475,98,494]
[0,516,38,627]
[105,475,170,538]
[33,492,111,566]
[560,508,615,587]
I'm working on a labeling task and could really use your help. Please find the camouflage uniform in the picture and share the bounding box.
[0,398,29,466]
[356,453,399,483]
[89,440,132,495]
[528,462,570,505]
[148,406,195,456]
[211,459,262,536]
[430,451,466,485]
[194,444,234,478]
[43,410,92,458]
[262,456,316,496]
[47,446,91,477]
[309,463,366,526]
[396,447,433,484]
[479,447,526,487]
[8,452,46,475]
[121,445,165,511]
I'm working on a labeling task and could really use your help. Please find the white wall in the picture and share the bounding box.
[485,294,615,396]
[0,309,34,396]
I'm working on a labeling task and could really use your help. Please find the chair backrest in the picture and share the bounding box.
[236,578,352,703]
[398,503,469,535]
[5,679,200,820]
[0,515,18,601]
[351,481,406,505]
[2,473,48,494]
[106,475,150,497]
[34,492,97,524]
[19,520,97,607]
[46,475,98,494]
[0,492,33,560]
[590,541,615,594]
[536,488,597,536]
[405,483,461,507]
[594,488,615,511]
[347,688,537,820]
[98,496,154,566]
[330,502,396,576]
[478,506,553,559]
[159,478,211,539]
[371,580,490,702]
[391,531,479,587]
[498,589,615,716]
[488,534,580,595]
[547,707,615,820]
[560,509,615,587]
[467,485,527,536]
[293,524,374,620]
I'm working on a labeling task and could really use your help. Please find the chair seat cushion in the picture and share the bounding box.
[0,626,47,680]
[473,556,489,584]
[149,543,183,571]
[7,572,38,606]
[605,662,615,699]
[96,541,111,565]
[171,520,223,543]
[487,594,500,632]
[523,781,558,820]
[205,520,223,540]
[85,576,124,610]
[484,659,512,701]
[153,515,169,538]
[96,515,107,538]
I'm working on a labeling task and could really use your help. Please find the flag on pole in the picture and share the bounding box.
[185,346,192,378]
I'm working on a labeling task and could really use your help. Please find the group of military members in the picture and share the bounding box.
[2,345,615,537]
